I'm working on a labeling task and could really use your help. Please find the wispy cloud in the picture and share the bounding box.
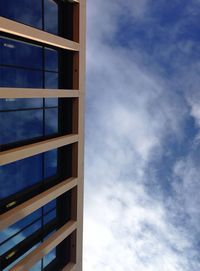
[84,1,200,270]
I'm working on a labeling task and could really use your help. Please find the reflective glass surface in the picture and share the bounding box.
[43,248,56,268]
[0,106,59,148]
[0,109,43,145]
[45,72,59,89]
[0,98,43,111]
[0,209,42,244]
[0,66,43,88]
[44,209,56,224]
[0,0,75,39]
[0,36,60,90]
[0,220,42,254]
[45,108,58,135]
[44,149,58,178]
[44,0,58,35]
[0,154,43,199]
[0,37,43,69]
[45,98,58,107]
[0,198,58,270]
[4,243,42,271]
[43,199,56,213]
[0,0,42,29]
[45,48,58,72]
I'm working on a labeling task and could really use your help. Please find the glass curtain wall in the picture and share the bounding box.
[0,0,74,40]
[0,1,77,269]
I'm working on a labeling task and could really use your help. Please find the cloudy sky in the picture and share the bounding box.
[84,1,200,270]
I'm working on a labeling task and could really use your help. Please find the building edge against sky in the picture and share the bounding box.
[0,0,86,270]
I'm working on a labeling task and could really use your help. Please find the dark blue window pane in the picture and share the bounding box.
[44,209,56,224]
[43,199,56,214]
[0,220,41,255]
[0,0,42,29]
[44,0,58,35]
[0,98,43,111]
[0,37,43,69]
[0,209,42,244]
[0,154,43,199]
[45,98,58,107]
[45,48,58,72]
[0,67,43,88]
[0,109,43,145]
[45,108,58,135]
[43,248,56,268]
[45,72,58,88]
[44,149,57,178]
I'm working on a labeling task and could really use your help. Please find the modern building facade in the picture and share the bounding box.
[0,0,85,270]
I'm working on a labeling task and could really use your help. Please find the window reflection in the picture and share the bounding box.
[0,0,42,29]
[0,154,43,199]
[44,0,58,35]
[45,98,58,107]
[0,66,43,88]
[0,109,43,145]
[45,72,59,89]
[44,149,58,178]
[45,47,58,72]
[0,220,42,255]
[0,98,43,111]
[0,0,75,40]
[0,209,41,244]
[0,198,58,270]
[44,209,56,224]
[43,199,56,213]
[43,248,56,268]
[45,108,58,135]
[0,37,43,69]
[4,243,41,271]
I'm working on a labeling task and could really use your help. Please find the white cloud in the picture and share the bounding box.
[84,1,200,270]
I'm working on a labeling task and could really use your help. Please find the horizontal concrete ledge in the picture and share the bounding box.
[0,177,78,230]
[0,17,79,51]
[0,134,79,166]
[62,263,77,271]
[69,0,80,3]
[10,220,77,271]
[0,88,80,98]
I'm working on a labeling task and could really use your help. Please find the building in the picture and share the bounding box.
[0,0,85,270]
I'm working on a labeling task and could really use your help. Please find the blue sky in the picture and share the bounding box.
[84,1,200,270]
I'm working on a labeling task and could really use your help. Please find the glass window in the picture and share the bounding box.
[44,149,58,178]
[43,200,56,213]
[45,98,58,107]
[0,98,43,111]
[45,108,58,135]
[45,47,58,72]
[0,0,42,29]
[45,72,58,89]
[0,220,42,255]
[0,66,43,88]
[0,209,42,244]
[0,197,58,269]
[43,248,56,268]
[0,0,76,40]
[0,109,43,145]
[44,209,56,225]
[44,0,58,35]
[4,243,41,271]
[0,154,43,200]
[0,37,43,69]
